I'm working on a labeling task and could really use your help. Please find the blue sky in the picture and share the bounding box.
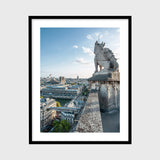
[40,28,120,78]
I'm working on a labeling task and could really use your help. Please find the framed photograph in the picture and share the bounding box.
[29,16,132,144]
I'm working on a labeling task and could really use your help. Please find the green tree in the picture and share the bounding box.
[53,120,70,132]
[61,120,70,131]
[56,101,61,107]
[82,88,89,96]
[53,120,59,127]
[40,96,43,98]
[85,89,89,95]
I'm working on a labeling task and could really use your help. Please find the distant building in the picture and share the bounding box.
[61,112,74,124]
[47,78,59,85]
[49,74,52,78]
[59,76,65,84]
[41,84,82,99]
[40,98,57,131]
[77,76,79,80]
[68,84,83,93]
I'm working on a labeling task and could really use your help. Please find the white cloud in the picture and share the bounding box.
[82,47,94,55]
[95,32,100,37]
[99,34,103,39]
[95,32,103,40]
[73,45,78,48]
[75,58,90,65]
[113,47,120,59]
[104,31,109,35]
[87,34,93,40]
[113,43,120,47]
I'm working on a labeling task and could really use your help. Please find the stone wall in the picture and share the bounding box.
[98,82,120,112]
[75,92,103,132]
[88,70,120,112]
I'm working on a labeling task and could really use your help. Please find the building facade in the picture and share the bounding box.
[41,84,82,99]
[40,98,57,131]
[61,112,74,124]
[59,76,65,84]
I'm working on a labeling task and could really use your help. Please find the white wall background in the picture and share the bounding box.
[0,0,159,159]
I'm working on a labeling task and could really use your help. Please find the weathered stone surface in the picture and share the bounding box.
[75,92,103,132]
[88,73,112,81]
[98,82,120,112]
[101,110,120,132]
[94,41,119,74]
[108,70,120,81]
[88,70,120,82]
[88,41,120,112]
[98,84,108,112]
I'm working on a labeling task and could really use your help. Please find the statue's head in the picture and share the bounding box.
[94,41,105,54]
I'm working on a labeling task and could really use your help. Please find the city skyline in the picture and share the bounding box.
[40,28,120,78]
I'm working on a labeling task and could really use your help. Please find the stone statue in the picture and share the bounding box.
[94,41,119,75]
[88,41,120,113]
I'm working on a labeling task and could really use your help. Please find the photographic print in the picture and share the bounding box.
[29,16,132,144]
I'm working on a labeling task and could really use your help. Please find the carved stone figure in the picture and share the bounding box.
[88,41,120,113]
[94,41,119,75]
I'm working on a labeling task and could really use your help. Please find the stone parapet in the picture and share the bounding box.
[88,70,120,83]
[98,82,120,112]
[75,92,103,132]
[88,70,120,112]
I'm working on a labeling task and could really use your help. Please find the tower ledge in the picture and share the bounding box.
[75,92,103,132]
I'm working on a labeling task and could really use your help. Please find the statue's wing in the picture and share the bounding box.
[103,48,119,71]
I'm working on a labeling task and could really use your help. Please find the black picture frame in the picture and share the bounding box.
[29,16,132,144]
